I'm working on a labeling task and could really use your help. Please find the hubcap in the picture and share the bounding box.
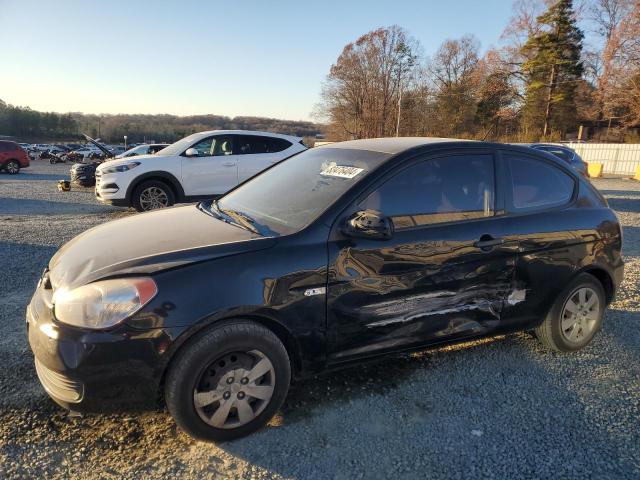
[561,287,600,343]
[7,162,18,174]
[139,186,169,210]
[193,350,275,429]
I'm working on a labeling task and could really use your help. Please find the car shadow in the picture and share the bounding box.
[0,198,122,215]
[621,226,640,257]
[599,189,640,214]
[5,315,639,478]
[216,331,640,478]
[0,172,70,181]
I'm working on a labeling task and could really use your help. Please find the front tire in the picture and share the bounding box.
[5,160,20,174]
[132,180,175,212]
[165,320,291,442]
[535,273,606,352]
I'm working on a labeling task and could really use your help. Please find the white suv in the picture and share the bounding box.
[95,130,306,211]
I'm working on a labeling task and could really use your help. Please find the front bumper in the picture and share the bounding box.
[26,283,175,411]
[95,171,128,206]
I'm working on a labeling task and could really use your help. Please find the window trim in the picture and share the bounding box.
[182,134,237,158]
[499,149,578,215]
[348,149,501,232]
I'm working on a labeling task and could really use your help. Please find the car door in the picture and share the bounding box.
[497,150,581,329]
[181,135,239,196]
[326,150,519,363]
[236,135,291,183]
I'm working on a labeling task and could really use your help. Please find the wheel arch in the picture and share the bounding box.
[157,313,303,401]
[3,158,20,168]
[127,171,185,202]
[580,266,615,305]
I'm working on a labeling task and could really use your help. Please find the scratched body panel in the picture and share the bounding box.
[326,216,518,362]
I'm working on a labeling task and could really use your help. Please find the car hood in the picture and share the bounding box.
[48,205,274,290]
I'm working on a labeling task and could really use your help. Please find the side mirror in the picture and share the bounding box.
[342,210,394,240]
[184,147,199,157]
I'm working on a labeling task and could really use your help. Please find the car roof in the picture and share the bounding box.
[519,143,571,150]
[314,138,574,167]
[316,137,480,155]
[189,130,302,142]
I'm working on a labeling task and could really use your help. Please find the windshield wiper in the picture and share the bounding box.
[199,200,261,235]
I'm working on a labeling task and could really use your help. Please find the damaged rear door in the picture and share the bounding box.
[326,149,518,363]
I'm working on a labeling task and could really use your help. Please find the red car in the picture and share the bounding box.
[0,141,30,174]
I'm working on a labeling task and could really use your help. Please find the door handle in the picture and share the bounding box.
[474,235,504,250]
[222,162,235,167]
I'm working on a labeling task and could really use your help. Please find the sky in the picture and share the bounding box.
[0,0,584,121]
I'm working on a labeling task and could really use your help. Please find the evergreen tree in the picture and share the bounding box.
[520,0,584,139]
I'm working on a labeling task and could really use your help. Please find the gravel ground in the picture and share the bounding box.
[1,161,639,479]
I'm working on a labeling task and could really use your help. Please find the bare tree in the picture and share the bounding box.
[599,2,640,128]
[426,35,481,136]
[317,26,419,140]
[590,0,634,40]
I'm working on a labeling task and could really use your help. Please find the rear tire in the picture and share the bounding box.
[535,273,605,352]
[5,160,20,174]
[165,320,291,442]
[132,180,175,212]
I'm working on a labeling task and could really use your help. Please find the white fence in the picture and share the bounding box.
[565,143,640,175]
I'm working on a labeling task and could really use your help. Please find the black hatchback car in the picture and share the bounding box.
[27,138,623,441]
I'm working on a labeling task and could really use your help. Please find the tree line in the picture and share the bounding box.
[0,100,323,144]
[317,0,640,142]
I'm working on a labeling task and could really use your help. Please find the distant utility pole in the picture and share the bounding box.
[543,63,557,138]
[396,75,402,137]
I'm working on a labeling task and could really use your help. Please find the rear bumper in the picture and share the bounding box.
[26,284,177,411]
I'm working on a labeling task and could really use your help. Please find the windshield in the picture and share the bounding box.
[210,147,390,236]
[156,133,203,156]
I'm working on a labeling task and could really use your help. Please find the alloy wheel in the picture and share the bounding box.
[193,350,275,429]
[560,287,600,343]
[6,161,19,174]
[139,186,169,210]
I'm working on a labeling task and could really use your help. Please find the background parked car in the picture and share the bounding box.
[116,143,170,159]
[0,141,30,174]
[69,145,104,159]
[70,160,100,187]
[109,146,127,156]
[96,130,307,211]
[526,143,589,177]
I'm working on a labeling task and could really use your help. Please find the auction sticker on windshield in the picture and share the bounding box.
[320,162,364,179]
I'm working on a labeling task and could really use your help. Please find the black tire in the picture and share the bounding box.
[535,273,606,352]
[165,320,291,442]
[131,180,175,212]
[5,160,20,174]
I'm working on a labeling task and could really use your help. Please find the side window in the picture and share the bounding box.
[507,155,575,210]
[237,135,269,155]
[190,136,235,157]
[361,154,495,228]
[267,137,292,153]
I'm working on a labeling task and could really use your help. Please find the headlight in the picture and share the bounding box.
[101,162,141,174]
[53,277,157,329]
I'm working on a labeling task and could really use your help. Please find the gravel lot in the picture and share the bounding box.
[1,161,639,479]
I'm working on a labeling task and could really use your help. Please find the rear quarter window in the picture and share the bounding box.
[506,154,575,211]
[267,137,292,153]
